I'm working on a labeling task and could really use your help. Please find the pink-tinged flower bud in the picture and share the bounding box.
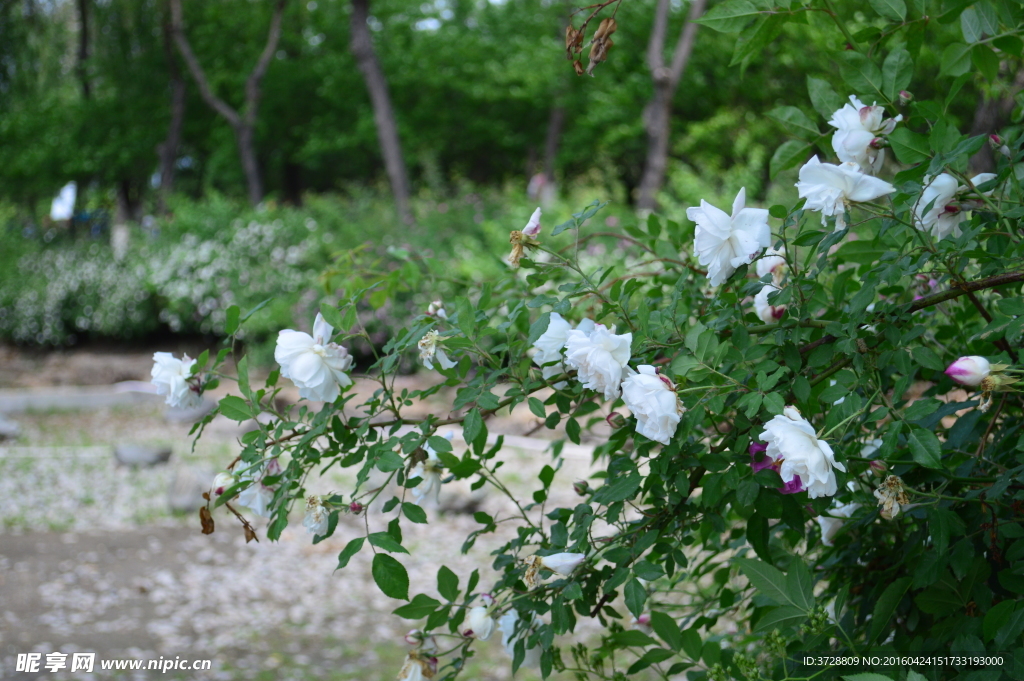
[869,460,887,475]
[212,472,236,496]
[404,629,424,645]
[898,90,913,105]
[573,480,591,496]
[945,356,990,386]
[990,134,1004,147]
[606,412,627,429]
[349,501,364,515]
[869,137,888,149]
[522,207,543,238]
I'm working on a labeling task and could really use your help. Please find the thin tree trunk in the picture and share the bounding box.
[636,0,705,211]
[350,0,413,226]
[968,66,1024,175]
[158,3,186,213]
[76,0,90,99]
[543,105,565,184]
[169,0,286,206]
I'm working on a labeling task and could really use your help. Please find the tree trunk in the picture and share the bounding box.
[543,105,565,184]
[158,3,186,213]
[968,66,1024,175]
[76,0,90,99]
[350,0,414,226]
[169,0,286,206]
[636,0,706,212]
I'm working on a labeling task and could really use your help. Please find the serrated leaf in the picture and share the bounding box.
[463,408,484,444]
[881,48,913,102]
[734,557,794,608]
[372,553,410,600]
[785,560,815,611]
[402,502,428,524]
[218,395,252,422]
[807,76,843,120]
[336,537,364,570]
[768,106,821,139]
[869,0,906,21]
[437,565,459,602]
[624,578,648,618]
[225,305,241,336]
[838,52,884,100]
[908,427,942,468]
[392,593,440,619]
[754,605,807,631]
[650,611,682,651]
[869,577,910,642]
[376,449,405,472]
[843,675,896,681]
[940,43,972,77]
[888,128,931,164]
[695,0,759,33]
[770,140,812,179]
[369,531,409,554]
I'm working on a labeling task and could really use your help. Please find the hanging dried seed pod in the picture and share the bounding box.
[565,25,584,59]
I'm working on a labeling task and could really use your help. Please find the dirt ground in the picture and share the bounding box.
[0,344,618,680]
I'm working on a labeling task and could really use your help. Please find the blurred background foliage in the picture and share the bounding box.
[0,0,1006,357]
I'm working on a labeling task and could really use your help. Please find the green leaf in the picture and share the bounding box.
[241,297,273,323]
[785,560,815,611]
[807,76,843,120]
[838,52,884,100]
[730,14,787,70]
[695,0,759,33]
[680,627,702,661]
[911,346,946,371]
[972,45,1000,81]
[624,578,648,618]
[767,106,821,139]
[770,140,812,179]
[881,48,913,102]
[392,593,440,619]
[372,553,410,600]
[594,471,642,503]
[376,449,406,472]
[983,599,1018,641]
[437,565,459,602]
[961,6,982,43]
[634,560,665,581]
[888,128,931,164]
[528,398,546,419]
[463,409,484,445]
[402,502,428,524]
[225,304,241,336]
[908,427,943,469]
[754,605,807,631]
[369,531,409,554]
[336,537,364,570]
[427,435,453,453]
[869,0,906,21]
[940,43,972,77]
[218,395,252,422]
[734,557,793,608]
[843,675,896,681]
[528,312,551,344]
[869,577,911,642]
[650,611,682,651]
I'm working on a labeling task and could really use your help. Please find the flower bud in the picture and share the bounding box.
[573,480,591,496]
[869,460,887,475]
[212,472,236,496]
[869,137,888,149]
[606,412,627,429]
[426,300,447,320]
[349,501,364,515]
[945,356,990,386]
[404,629,424,645]
[898,90,913,105]
[522,207,542,238]
[989,135,1012,160]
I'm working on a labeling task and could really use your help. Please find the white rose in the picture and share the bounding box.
[410,432,452,505]
[828,95,902,174]
[816,501,860,546]
[418,330,458,371]
[564,324,632,400]
[150,352,203,409]
[463,605,496,640]
[498,610,542,669]
[756,246,786,281]
[275,313,354,402]
[944,355,990,386]
[621,366,683,445]
[237,459,282,518]
[302,494,330,536]
[531,312,573,383]
[915,173,998,240]
[539,552,586,575]
[754,284,785,324]
[796,156,895,231]
[758,406,846,499]
[212,472,236,496]
[686,187,771,287]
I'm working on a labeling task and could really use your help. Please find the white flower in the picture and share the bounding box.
[915,173,998,240]
[758,406,846,499]
[418,330,458,371]
[796,156,895,231]
[522,207,543,238]
[463,604,496,641]
[564,324,632,400]
[303,494,330,536]
[411,432,452,504]
[754,284,785,324]
[756,246,786,282]
[498,610,542,669]
[531,313,574,384]
[237,459,281,518]
[816,501,860,546]
[150,352,203,409]
[396,651,437,681]
[828,95,901,174]
[860,438,884,458]
[621,366,684,445]
[275,313,354,402]
[945,356,990,386]
[426,300,447,320]
[631,614,653,635]
[540,552,586,575]
[212,472,236,496]
[686,187,771,287]
[874,475,909,520]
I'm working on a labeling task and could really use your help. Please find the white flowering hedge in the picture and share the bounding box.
[170,2,1024,679]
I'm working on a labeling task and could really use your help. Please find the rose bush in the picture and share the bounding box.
[167,2,1024,679]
